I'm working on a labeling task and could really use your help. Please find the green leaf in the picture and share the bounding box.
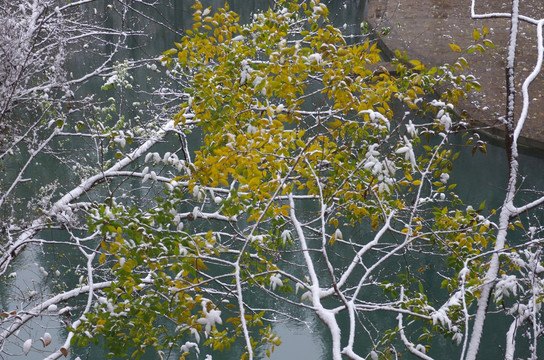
[483,39,495,48]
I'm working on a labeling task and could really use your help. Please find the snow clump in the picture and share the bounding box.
[197,300,223,337]
[269,274,283,290]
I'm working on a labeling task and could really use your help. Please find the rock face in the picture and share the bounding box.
[366,0,544,152]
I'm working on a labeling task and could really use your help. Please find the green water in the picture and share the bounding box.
[3,1,544,359]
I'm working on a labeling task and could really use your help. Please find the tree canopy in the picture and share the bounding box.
[1,0,544,360]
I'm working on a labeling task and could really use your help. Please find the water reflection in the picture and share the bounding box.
[268,321,325,360]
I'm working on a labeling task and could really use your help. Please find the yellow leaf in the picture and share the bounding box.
[337,48,349,56]
[473,29,480,41]
[412,180,421,186]
[409,59,425,71]
[449,43,462,53]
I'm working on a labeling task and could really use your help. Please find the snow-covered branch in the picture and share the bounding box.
[465,1,544,359]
